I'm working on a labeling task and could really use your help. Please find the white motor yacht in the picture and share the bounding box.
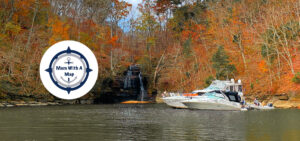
[163,79,243,109]
[182,90,242,111]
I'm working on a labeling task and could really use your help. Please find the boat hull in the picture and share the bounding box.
[183,99,241,111]
[162,96,190,108]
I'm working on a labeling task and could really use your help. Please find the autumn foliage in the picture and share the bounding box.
[0,0,300,100]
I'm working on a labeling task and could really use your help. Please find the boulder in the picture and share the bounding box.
[47,102,60,106]
[29,102,48,106]
[279,95,289,100]
[28,101,39,104]
[79,99,93,104]
[10,101,20,105]
[15,103,29,106]
[261,100,268,106]
[6,104,14,107]
[272,100,300,108]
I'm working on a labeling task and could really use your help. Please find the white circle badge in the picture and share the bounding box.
[40,40,98,100]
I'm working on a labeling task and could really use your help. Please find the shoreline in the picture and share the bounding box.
[0,101,299,109]
[0,101,62,108]
[155,94,300,109]
[1,94,300,109]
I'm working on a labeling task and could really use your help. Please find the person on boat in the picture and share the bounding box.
[267,103,273,107]
[238,94,246,108]
[241,99,246,107]
[254,98,259,106]
[162,91,167,98]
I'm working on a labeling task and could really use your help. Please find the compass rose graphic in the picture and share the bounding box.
[45,47,92,94]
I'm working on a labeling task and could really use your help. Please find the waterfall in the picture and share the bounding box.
[123,65,147,101]
[139,73,146,101]
[124,67,132,89]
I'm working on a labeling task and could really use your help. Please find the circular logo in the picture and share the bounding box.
[40,40,98,100]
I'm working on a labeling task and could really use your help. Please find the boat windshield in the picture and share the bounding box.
[203,81,227,91]
[203,92,225,99]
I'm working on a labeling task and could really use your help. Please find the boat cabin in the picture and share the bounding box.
[225,79,243,93]
[223,91,241,102]
[191,79,243,96]
[212,90,241,102]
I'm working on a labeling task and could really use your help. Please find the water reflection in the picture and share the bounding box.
[0,104,299,140]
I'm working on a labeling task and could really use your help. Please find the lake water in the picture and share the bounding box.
[0,104,300,141]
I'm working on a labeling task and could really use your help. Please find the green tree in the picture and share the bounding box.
[292,72,300,84]
[212,46,236,79]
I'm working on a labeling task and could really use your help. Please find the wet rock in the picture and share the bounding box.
[79,99,93,104]
[6,104,14,107]
[155,92,164,103]
[279,95,289,100]
[274,93,284,96]
[28,101,39,104]
[29,102,48,106]
[47,102,60,106]
[56,100,77,105]
[10,101,20,105]
[15,103,29,107]
[38,102,48,106]
[155,97,164,103]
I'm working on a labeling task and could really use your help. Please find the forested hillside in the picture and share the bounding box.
[0,0,300,101]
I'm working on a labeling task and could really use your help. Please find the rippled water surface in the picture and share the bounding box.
[0,104,300,140]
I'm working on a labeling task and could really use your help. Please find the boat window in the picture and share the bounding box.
[230,86,234,91]
[205,81,226,90]
[214,93,225,99]
[224,92,241,102]
[204,92,225,99]
[228,95,236,101]
[238,85,242,92]
[203,92,214,96]
[197,92,205,95]
[235,85,239,92]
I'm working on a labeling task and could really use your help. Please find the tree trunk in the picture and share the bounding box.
[153,50,165,88]
[238,36,247,70]
[25,0,38,50]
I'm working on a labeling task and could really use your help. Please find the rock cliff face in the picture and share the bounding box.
[95,65,149,103]
[0,65,154,105]
[245,91,300,109]
[270,92,300,108]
